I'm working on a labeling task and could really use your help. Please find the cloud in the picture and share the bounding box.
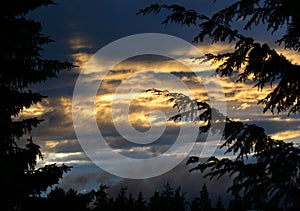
[276,47,300,65]
[38,152,89,166]
[68,33,94,50]
[71,52,93,66]
[239,118,300,146]
[42,139,82,153]
[55,52,299,174]
[34,97,76,140]
[25,1,300,207]
[270,130,300,142]
[58,163,118,193]
[23,52,300,175]
[16,99,53,119]
[235,103,251,110]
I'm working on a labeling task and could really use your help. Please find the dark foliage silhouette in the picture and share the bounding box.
[151,182,186,211]
[91,183,186,211]
[191,184,212,211]
[138,0,300,114]
[215,197,225,211]
[92,184,115,211]
[0,1,74,210]
[138,0,300,210]
[22,187,93,211]
[146,88,299,210]
[90,183,226,211]
[20,181,284,210]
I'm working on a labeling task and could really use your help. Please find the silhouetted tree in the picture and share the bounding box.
[190,200,199,211]
[149,182,186,211]
[139,0,300,209]
[215,197,225,211]
[146,87,300,210]
[23,187,92,211]
[227,193,246,211]
[173,185,187,211]
[161,182,176,209]
[114,187,130,211]
[0,1,74,210]
[199,184,211,211]
[191,184,212,211]
[149,191,161,211]
[134,192,149,211]
[93,184,114,211]
[128,193,136,211]
[46,187,92,211]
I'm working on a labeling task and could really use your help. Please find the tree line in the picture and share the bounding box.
[23,182,278,211]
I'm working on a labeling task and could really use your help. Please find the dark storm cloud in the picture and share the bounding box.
[58,163,117,192]
[251,118,300,136]
[98,126,181,158]
[28,70,79,101]
[121,54,173,64]
[109,69,134,75]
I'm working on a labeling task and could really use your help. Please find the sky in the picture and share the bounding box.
[19,0,300,205]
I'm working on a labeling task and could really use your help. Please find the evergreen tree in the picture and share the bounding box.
[139,1,300,209]
[46,187,92,211]
[191,184,212,211]
[190,199,199,211]
[149,183,186,211]
[23,187,92,211]
[161,182,175,209]
[114,187,129,211]
[134,192,148,211]
[149,191,161,211]
[161,182,186,211]
[227,194,246,211]
[215,197,225,211]
[199,184,211,211]
[93,184,113,211]
[174,186,186,211]
[0,1,73,210]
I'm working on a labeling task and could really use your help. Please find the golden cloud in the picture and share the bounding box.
[68,34,94,50]
[16,99,52,119]
[71,52,93,67]
[270,130,300,141]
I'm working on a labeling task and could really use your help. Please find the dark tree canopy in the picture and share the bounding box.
[139,0,300,210]
[147,88,300,209]
[138,0,300,115]
[0,1,73,210]
[191,184,212,211]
